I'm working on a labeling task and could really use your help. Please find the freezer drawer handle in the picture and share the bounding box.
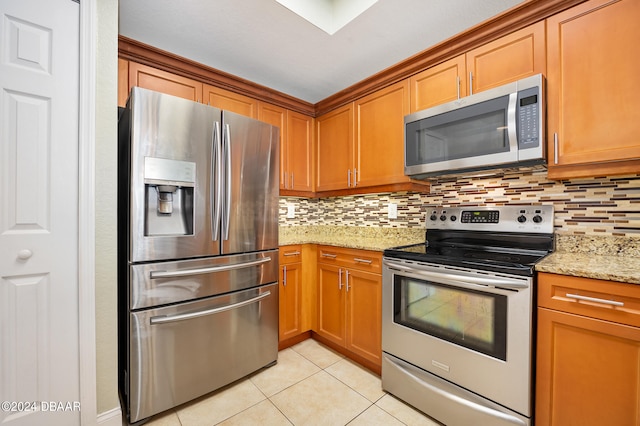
[150,257,271,279]
[149,291,272,325]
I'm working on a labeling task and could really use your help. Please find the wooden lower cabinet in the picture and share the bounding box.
[316,246,382,372]
[278,245,316,349]
[536,273,640,426]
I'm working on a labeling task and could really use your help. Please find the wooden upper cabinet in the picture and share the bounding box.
[203,84,257,118]
[409,22,544,113]
[316,103,354,191]
[118,58,130,107]
[546,0,640,179]
[287,110,313,192]
[466,21,546,94]
[410,54,466,113]
[128,62,203,102]
[258,103,288,189]
[355,80,410,187]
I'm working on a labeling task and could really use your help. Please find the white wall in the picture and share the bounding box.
[95,0,119,414]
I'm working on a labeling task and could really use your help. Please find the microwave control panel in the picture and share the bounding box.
[516,86,540,149]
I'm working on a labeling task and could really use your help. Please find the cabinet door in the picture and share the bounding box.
[466,21,546,94]
[317,263,346,346]
[203,84,257,118]
[258,103,287,189]
[279,263,302,341]
[546,0,640,178]
[355,80,410,188]
[287,111,313,192]
[128,62,203,102]
[536,307,640,426]
[410,55,466,112]
[316,104,354,191]
[345,269,382,366]
[118,58,129,107]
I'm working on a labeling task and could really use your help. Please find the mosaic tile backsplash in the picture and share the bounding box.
[279,172,640,237]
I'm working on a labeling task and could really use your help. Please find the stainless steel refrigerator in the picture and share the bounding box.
[117,87,280,424]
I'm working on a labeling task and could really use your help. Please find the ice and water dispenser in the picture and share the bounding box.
[143,156,196,236]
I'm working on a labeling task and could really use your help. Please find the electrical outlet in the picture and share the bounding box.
[286,203,295,219]
[388,203,398,219]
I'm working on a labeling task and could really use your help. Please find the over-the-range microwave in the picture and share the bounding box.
[404,74,545,179]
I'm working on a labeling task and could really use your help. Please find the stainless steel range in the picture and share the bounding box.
[382,205,554,426]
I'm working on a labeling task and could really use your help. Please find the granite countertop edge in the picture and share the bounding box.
[279,226,640,285]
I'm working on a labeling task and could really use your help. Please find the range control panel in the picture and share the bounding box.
[427,205,554,234]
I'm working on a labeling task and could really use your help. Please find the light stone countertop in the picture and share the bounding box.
[280,226,640,285]
[279,225,424,252]
[536,234,640,285]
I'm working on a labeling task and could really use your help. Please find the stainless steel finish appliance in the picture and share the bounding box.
[405,74,545,179]
[382,205,554,426]
[118,87,280,424]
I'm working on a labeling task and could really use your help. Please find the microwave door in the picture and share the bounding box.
[220,111,279,255]
[405,94,518,176]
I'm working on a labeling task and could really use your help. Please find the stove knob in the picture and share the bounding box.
[533,215,543,223]
[430,214,437,221]
[440,215,447,221]
[450,215,457,222]
[517,215,527,223]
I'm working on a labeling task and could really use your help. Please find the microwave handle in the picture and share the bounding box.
[507,92,518,153]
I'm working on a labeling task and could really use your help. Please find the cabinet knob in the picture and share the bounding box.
[17,249,33,260]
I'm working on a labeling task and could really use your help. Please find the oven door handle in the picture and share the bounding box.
[384,261,529,289]
[149,291,271,325]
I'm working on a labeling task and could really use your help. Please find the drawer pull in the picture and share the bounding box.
[353,258,373,264]
[283,251,301,256]
[565,293,624,307]
[322,253,337,258]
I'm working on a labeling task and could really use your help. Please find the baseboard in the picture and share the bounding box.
[97,406,122,426]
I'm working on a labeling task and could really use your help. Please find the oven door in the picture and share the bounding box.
[382,258,534,419]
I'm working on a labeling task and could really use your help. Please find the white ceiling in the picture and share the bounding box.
[118,0,524,104]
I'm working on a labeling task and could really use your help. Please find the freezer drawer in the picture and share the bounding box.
[125,283,278,424]
[129,250,278,310]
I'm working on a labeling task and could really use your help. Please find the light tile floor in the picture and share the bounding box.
[143,339,441,426]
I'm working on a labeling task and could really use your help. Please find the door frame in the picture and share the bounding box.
[79,0,99,424]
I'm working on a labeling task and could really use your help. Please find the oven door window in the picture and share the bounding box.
[393,275,507,360]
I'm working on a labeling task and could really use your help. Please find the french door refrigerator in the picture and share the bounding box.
[118,87,280,424]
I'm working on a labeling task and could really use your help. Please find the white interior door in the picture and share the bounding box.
[0,1,80,425]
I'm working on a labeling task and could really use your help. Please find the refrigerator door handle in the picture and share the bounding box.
[150,257,272,279]
[149,291,271,324]
[222,123,232,241]
[212,121,222,240]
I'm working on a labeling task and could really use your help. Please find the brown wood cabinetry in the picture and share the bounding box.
[355,80,411,188]
[203,84,257,118]
[316,246,382,372]
[118,58,129,107]
[409,55,466,112]
[546,0,640,179]
[315,104,354,191]
[279,245,303,343]
[259,103,314,194]
[278,244,316,349]
[536,272,640,426]
[409,21,545,113]
[128,61,203,102]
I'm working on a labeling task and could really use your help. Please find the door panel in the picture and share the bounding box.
[222,111,279,254]
[0,1,80,425]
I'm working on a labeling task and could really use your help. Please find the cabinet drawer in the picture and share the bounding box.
[317,246,382,273]
[280,245,302,264]
[538,272,640,328]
